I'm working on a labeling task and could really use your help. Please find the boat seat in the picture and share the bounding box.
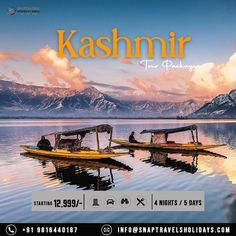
[80,146,91,151]
[167,141,175,144]
[58,139,76,149]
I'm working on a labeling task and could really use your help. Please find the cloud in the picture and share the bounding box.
[188,52,236,98]
[129,51,236,101]
[0,50,26,61]
[12,70,23,81]
[120,69,133,75]
[86,80,135,91]
[131,77,158,98]
[130,76,189,101]
[121,57,133,64]
[0,73,11,81]
[129,69,192,101]
[138,61,145,68]
[159,90,186,96]
[86,80,136,100]
[31,46,85,90]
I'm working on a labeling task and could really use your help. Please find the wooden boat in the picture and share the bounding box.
[112,145,227,159]
[111,140,225,151]
[20,124,128,160]
[21,152,133,171]
[112,125,226,151]
[20,145,128,159]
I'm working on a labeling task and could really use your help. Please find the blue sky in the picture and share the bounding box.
[0,0,236,101]
[0,0,235,60]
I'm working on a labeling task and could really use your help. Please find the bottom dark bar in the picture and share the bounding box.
[0,223,235,236]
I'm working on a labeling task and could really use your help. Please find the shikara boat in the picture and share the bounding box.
[112,125,226,151]
[21,152,133,171]
[20,124,128,160]
[112,145,227,159]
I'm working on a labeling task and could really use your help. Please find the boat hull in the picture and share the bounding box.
[20,145,127,160]
[112,139,226,151]
[21,152,133,170]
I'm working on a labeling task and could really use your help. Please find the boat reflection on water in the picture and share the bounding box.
[21,153,133,190]
[144,151,199,174]
[128,148,227,174]
[145,149,227,174]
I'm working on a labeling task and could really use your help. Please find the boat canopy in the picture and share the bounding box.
[45,124,112,137]
[140,125,197,135]
[44,124,113,150]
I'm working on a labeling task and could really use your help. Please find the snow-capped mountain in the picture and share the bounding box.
[190,90,236,118]
[128,99,204,117]
[0,80,204,117]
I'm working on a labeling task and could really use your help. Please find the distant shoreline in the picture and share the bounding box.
[0,116,235,120]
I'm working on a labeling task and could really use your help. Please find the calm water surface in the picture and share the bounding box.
[0,119,236,223]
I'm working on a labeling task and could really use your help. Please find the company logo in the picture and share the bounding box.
[7,6,40,15]
[8,6,16,15]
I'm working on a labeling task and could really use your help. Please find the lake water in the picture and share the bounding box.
[0,119,236,223]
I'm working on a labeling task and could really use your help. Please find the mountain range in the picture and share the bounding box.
[0,80,206,117]
[191,89,236,118]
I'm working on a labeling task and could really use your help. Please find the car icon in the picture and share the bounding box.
[106,199,115,205]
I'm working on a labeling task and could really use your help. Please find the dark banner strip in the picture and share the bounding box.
[0,223,235,236]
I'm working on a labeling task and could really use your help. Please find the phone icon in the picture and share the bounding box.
[5,224,17,236]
